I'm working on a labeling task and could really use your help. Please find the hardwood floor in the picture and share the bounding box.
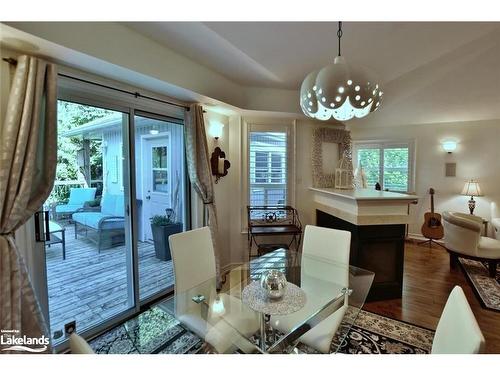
[46,223,174,343]
[364,241,500,353]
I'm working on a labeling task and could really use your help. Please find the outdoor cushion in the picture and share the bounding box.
[72,212,124,230]
[56,188,97,215]
[101,194,125,217]
[101,194,117,216]
[68,188,97,206]
[55,204,83,213]
[114,196,125,217]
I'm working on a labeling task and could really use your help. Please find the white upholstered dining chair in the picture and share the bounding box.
[431,286,485,354]
[442,211,500,277]
[169,227,259,353]
[271,225,351,353]
[69,333,95,354]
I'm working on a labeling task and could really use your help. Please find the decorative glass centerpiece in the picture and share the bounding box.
[260,270,287,299]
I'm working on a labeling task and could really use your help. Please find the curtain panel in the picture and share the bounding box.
[184,104,221,284]
[0,55,57,353]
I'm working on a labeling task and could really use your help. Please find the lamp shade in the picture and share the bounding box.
[441,141,457,153]
[300,56,382,121]
[210,122,224,139]
[461,180,482,197]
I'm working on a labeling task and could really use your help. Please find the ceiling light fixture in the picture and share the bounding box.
[300,22,383,121]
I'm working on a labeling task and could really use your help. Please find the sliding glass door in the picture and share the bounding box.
[133,113,186,300]
[31,84,189,350]
[43,100,135,345]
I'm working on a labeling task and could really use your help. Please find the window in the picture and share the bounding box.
[353,141,414,192]
[152,145,168,192]
[249,131,287,206]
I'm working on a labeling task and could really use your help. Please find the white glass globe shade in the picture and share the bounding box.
[300,56,382,121]
[442,141,457,153]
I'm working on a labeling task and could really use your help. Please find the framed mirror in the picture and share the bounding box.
[311,127,353,188]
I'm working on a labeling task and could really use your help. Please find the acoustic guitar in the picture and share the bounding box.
[421,188,444,240]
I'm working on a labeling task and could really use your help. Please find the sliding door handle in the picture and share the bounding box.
[44,210,50,241]
[34,211,50,242]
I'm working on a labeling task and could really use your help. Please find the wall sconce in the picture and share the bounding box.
[441,140,457,153]
[211,147,230,184]
[210,122,224,140]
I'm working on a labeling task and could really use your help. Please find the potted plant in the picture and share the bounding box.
[150,171,183,261]
[150,209,182,261]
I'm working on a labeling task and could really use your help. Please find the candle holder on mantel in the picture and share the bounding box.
[210,147,230,183]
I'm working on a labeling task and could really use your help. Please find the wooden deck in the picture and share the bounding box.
[45,223,174,339]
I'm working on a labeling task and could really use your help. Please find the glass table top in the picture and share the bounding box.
[163,249,374,354]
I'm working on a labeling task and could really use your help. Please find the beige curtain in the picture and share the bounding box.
[0,55,57,353]
[184,104,220,284]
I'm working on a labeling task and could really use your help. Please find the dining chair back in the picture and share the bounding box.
[271,224,352,353]
[169,226,216,294]
[431,286,485,354]
[301,224,351,285]
[69,333,95,354]
[169,227,259,353]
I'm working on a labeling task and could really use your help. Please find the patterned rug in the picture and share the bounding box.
[88,304,433,354]
[459,258,500,312]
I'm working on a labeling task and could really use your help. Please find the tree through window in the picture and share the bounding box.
[354,142,413,192]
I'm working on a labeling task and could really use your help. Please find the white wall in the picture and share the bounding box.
[204,109,345,269]
[202,111,232,269]
[349,120,500,237]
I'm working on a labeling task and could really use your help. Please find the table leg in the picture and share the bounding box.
[62,229,66,260]
[260,313,266,352]
[259,313,275,352]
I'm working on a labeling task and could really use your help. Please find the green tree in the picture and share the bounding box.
[48,101,114,203]
[357,147,409,191]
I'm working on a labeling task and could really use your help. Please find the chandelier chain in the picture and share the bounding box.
[337,21,343,57]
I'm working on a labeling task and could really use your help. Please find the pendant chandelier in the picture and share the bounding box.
[300,22,383,121]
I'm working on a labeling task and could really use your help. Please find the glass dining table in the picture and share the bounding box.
[163,249,374,354]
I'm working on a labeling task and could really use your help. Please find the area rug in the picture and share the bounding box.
[333,309,433,354]
[459,258,500,312]
[88,305,433,354]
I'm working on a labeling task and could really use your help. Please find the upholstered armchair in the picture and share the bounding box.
[491,202,500,240]
[442,211,500,277]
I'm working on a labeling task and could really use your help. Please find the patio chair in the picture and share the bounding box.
[72,193,125,252]
[54,187,97,221]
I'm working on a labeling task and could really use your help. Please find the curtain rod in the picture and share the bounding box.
[2,57,197,112]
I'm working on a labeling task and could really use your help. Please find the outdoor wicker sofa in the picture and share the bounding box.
[72,193,125,252]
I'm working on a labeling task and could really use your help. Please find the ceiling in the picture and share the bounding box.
[3,22,500,126]
[125,22,499,89]
[125,22,500,126]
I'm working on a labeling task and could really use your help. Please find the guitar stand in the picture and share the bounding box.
[418,238,446,249]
